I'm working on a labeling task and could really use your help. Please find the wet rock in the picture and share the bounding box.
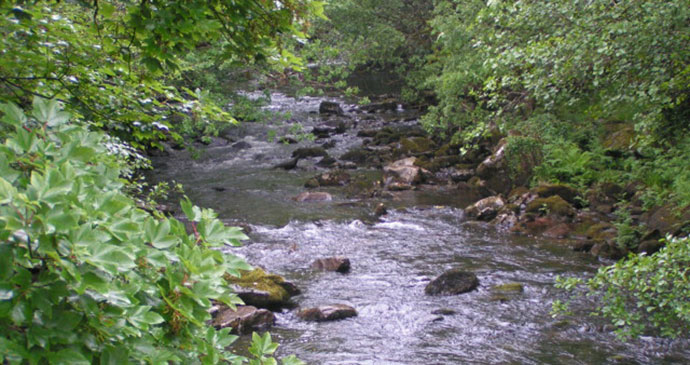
[319,101,344,115]
[637,239,665,255]
[431,308,457,316]
[292,147,328,159]
[542,223,574,239]
[226,269,300,309]
[357,129,378,138]
[273,157,300,170]
[590,241,627,260]
[400,137,436,155]
[533,184,581,206]
[212,305,275,334]
[311,257,351,273]
[297,304,357,322]
[360,99,398,113]
[383,157,425,188]
[307,170,351,187]
[341,147,371,164]
[321,140,337,149]
[231,141,252,151]
[465,196,505,221]
[312,122,347,138]
[525,195,576,219]
[293,192,333,202]
[374,203,387,216]
[212,186,226,192]
[316,155,338,168]
[425,269,479,296]
[450,168,475,183]
[491,210,518,230]
[475,140,512,194]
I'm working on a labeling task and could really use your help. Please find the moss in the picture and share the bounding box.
[533,184,580,205]
[585,223,617,242]
[401,137,436,155]
[525,195,576,217]
[490,282,524,293]
[226,269,291,303]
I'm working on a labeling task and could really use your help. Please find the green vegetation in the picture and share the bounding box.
[555,236,690,340]
[0,99,303,363]
[0,0,321,363]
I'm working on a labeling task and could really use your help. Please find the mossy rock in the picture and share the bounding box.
[525,195,576,218]
[585,222,617,242]
[602,123,635,152]
[291,147,328,159]
[414,155,461,172]
[341,147,371,163]
[400,137,436,155]
[508,186,529,201]
[490,282,524,293]
[226,269,300,309]
[532,184,580,206]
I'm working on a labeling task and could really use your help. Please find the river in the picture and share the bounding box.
[148,91,689,364]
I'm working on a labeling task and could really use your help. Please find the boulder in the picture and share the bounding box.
[311,257,351,273]
[425,269,479,296]
[450,168,475,183]
[316,156,338,168]
[212,305,275,334]
[400,137,436,155]
[533,184,581,206]
[297,304,357,322]
[231,141,252,151]
[293,192,333,202]
[383,157,425,187]
[525,195,576,218]
[319,101,344,115]
[465,196,505,221]
[637,239,665,255]
[292,147,328,159]
[226,269,300,309]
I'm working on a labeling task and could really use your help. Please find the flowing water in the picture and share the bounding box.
[148,91,689,364]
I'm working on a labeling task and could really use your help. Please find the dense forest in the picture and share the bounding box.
[0,0,688,363]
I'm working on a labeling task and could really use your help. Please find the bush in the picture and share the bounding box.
[0,99,300,364]
[555,236,690,340]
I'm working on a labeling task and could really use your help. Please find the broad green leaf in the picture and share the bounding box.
[0,102,26,127]
[46,348,90,365]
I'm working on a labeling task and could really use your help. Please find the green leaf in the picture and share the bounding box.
[281,355,305,365]
[46,348,91,365]
[100,346,129,365]
[0,102,27,127]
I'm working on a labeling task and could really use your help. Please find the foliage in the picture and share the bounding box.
[0,0,319,148]
[554,236,690,340]
[418,0,690,213]
[292,0,435,100]
[0,99,301,364]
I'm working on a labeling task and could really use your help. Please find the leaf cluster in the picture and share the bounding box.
[0,99,298,364]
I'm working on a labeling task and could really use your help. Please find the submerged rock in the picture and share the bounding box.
[213,305,275,334]
[311,257,351,273]
[425,269,479,296]
[293,192,333,202]
[297,304,357,322]
[226,269,300,309]
[306,171,351,188]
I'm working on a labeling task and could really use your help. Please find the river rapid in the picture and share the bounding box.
[148,91,689,364]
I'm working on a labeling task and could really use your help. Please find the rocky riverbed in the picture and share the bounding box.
[147,91,690,364]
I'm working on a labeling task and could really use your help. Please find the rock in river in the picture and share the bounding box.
[319,101,344,115]
[213,305,275,334]
[311,257,351,273]
[226,269,300,309]
[425,269,479,296]
[297,304,358,322]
